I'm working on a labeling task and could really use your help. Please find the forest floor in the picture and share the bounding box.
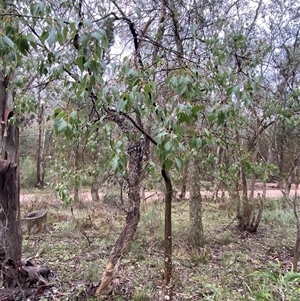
[19,185,300,300]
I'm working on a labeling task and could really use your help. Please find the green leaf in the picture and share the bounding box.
[53,107,62,117]
[46,30,57,48]
[54,118,68,132]
[40,30,49,43]
[86,60,99,75]
[70,111,77,120]
[217,110,226,126]
[76,56,85,72]
[16,37,30,54]
[191,105,204,116]
[175,158,182,170]
[133,6,142,18]
[7,51,16,61]
[164,159,173,170]
[208,113,215,123]
[284,272,300,282]
[65,124,74,139]
[4,25,16,36]
[178,112,190,125]
[3,36,14,48]
[111,156,119,172]
[112,86,119,95]
[144,84,151,97]
[117,98,127,112]
[62,26,68,41]
[84,19,93,28]
[91,31,102,41]
[80,32,90,46]
[102,36,108,50]
[164,141,172,151]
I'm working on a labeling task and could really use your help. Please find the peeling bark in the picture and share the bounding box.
[0,71,22,288]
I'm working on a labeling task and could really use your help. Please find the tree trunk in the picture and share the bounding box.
[91,181,100,202]
[162,164,173,300]
[249,137,260,199]
[95,114,144,297]
[178,161,188,200]
[292,180,300,271]
[73,148,80,205]
[237,167,263,233]
[189,156,205,247]
[0,72,22,288]
[36,96,45,189]
[213,145,224,202]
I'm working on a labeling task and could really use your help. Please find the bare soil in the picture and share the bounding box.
[20,183,296,205]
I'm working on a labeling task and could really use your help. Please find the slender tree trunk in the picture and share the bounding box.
[73,148,80,204]
[36,94,45,189]
[189,156,205,246]
[292,180,300,271]
[0,72,22,288]
[119,176,124,206]
[285,155,299,197]
[36,123,42,187]
[284,157,300,271]
[249,138,260,198]
[213,145,224,202]
[178,161,188,200]
[91,181,100,202]
[162,163,173,300]
[95,114,145,297]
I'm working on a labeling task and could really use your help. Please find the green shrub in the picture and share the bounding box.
[246,265,300,301]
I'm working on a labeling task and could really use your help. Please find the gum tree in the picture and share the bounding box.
[0,1,23,288]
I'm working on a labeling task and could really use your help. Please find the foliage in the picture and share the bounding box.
[247,267,300,301]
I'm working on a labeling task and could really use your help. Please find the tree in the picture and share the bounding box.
[0,70,22,288]
[0,1,23,288]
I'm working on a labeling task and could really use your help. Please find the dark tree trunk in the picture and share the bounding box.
[162,164,173,300]
[0,72,22,288]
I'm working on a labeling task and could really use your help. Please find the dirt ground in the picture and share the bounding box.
[20,183,297,205]
[17,183,300,300]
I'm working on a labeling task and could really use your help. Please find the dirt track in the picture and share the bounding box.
[20,183,298,205]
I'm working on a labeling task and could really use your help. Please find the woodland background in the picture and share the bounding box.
[0,0,300,300]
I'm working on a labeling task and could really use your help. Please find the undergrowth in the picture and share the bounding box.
[21,193,299,300]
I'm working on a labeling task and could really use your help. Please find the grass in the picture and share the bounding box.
[20,192,300,300]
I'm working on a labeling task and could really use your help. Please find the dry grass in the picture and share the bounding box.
[20,190,300,300]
